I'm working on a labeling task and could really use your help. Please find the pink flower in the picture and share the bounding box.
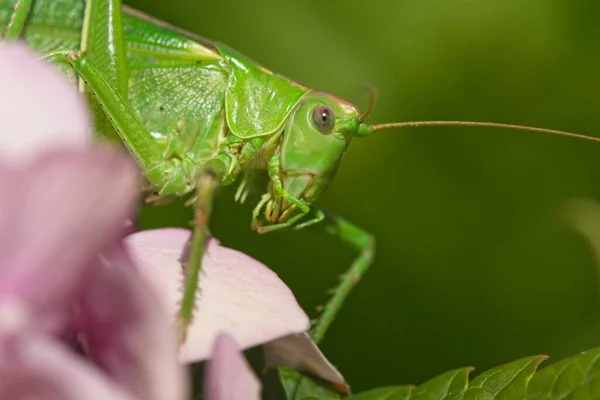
[203,332,349,400]
[0,42,187,400]
[125,228,348,394]
[204,333,261,400]
[125,229,310,362]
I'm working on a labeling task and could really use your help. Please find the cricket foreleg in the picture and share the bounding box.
[310,213,375,344]
[2,0,33,40]
[254,154,310,233]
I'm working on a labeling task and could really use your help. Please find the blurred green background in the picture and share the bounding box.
[128,0,600,392]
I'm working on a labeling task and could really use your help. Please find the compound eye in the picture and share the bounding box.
[312,105,335,133]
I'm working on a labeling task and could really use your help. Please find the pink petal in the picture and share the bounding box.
[0,333,136,400]
[264,333,348,390]
[124,228,310,362]
[77,243,188,400]
[0,42,90,166]
[0,167,14,263]
[0,149,139,334]
[204,333,261,400]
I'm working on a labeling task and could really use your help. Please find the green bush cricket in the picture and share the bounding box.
[3,0,600,346]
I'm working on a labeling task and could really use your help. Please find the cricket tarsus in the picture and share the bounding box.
[3,0,599,349]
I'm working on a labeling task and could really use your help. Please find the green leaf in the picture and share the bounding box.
[348,356,545,400]
[347,347,600,400]
[348,386,414,400]
[278,367,342,400]
[411,368,472,399]
[451,356,546,400]
[527,347,600,400]
[347,368,471,400]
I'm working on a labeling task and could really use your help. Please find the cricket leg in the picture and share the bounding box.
[177,170,218,342]
[2,0,33,40]
[254,154,311,233]
[250,154,373,343]
[309,213,375,344]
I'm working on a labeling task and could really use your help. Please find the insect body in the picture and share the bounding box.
[0,0,378,343]
[3,0,599,344]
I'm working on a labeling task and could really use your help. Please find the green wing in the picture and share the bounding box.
[0,0,228,160]
[123,10,227,161]
[217,43,309,139]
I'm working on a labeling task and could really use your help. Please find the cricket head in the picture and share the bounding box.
[256,86,600,231]
[259,91,372,226]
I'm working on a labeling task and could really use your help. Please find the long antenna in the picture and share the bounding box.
[357,86,376,123]
[367,120,600,144]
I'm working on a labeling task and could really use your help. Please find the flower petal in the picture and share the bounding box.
[0,149,139,334]
[264,332,348,391]
[124,228,310,362]
[0,167,14,261]
[204,333,261,400]
[0,42,90,166]
[0,333,136,400]
[76,243,188,400]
